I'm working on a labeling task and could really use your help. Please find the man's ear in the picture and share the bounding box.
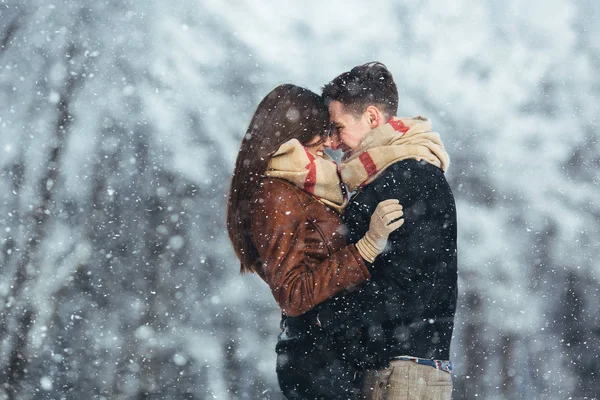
[365,106,383,128]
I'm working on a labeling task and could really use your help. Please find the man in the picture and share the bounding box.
[320,62,458,399]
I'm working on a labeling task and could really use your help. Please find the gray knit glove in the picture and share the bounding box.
[355,199,404,263]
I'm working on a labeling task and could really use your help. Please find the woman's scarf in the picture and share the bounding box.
[265,139,348,213]
[341,116,450,192]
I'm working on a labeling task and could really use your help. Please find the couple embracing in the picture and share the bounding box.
[227,62,457,400]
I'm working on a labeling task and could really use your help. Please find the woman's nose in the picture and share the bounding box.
[323,136,332,148]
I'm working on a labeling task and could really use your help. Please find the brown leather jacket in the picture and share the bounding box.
[250,178,370,317]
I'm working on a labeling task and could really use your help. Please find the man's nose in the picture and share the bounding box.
[330,134,342,150]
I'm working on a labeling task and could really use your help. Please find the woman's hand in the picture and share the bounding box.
[355,199,404,263]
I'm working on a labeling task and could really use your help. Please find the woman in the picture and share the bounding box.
[226,84,404,399]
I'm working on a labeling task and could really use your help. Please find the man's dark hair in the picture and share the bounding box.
[322,61,398,119]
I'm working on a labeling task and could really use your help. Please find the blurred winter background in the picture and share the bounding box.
[1,0,599,398]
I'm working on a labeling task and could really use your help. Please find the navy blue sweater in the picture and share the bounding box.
[316,159,458,368]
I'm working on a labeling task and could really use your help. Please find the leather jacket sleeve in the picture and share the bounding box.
[251,180,370,317]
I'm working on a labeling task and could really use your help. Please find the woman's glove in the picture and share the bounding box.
[355,199,404,263]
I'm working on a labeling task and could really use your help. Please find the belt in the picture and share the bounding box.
[391,356,453,374]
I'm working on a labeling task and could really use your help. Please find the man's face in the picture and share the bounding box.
[328,101,371,153]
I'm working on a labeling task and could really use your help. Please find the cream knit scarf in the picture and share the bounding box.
[341,116,450,192]
[265,139,348,213]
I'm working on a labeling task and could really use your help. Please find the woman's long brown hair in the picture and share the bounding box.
[226,84,329,274]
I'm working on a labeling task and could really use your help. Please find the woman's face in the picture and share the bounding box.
[304,134,331,158]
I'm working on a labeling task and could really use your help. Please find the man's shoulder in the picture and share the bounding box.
[355,159,449,204]
[385,158,443,174]
[366,159,435,187]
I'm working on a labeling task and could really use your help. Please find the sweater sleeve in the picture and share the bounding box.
[251,181,370,317]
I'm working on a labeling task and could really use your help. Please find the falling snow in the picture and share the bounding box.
[0,0,599,399]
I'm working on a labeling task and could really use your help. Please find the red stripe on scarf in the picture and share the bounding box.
[359,152,378,178]
[389,119,409,134]
[303,148,317,194]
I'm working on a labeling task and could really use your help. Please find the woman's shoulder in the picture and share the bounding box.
[250,178,313,226]
[259,177,297,191]
[258,178,309,198]
[255,178,312,208]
